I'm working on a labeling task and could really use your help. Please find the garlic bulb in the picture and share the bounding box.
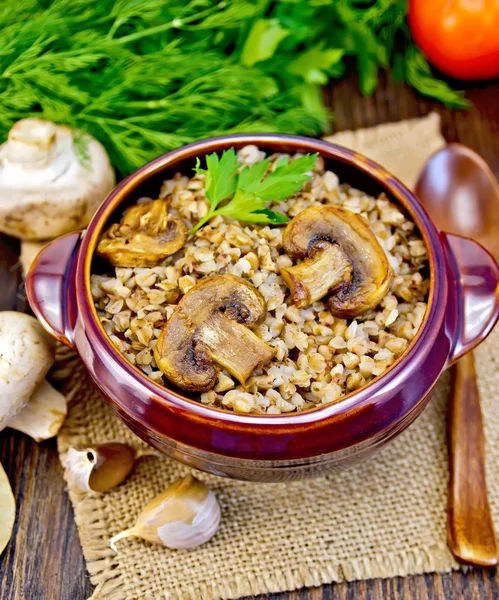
[65,442,158,493]
[110,475,221,551]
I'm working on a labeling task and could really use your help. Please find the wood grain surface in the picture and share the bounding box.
[1,73,498,600]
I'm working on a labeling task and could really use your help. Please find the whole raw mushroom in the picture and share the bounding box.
[0,118,115,240]
[0,312,67,440]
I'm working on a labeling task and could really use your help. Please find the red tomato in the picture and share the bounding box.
[408,0,499,80]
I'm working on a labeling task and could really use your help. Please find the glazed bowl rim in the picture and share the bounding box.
[77,133,447,426]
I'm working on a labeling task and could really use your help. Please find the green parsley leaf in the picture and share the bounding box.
[217,192,289,224]
[194,148,240,209]
[189,150,317,235]
[217,190,266,220]
[237,153,318,202]
[296,83,329,125]
[288,45,345,85]
[237,158,270,191]
[251,209,290,224]
[241,19,290,67]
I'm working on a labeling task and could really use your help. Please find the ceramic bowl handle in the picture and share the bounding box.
[442,232,499,364]
[25,231,82,348]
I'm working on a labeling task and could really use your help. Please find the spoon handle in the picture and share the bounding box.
[448,351,497,567]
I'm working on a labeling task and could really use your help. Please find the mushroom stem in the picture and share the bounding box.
[280,242,351,308]
[8,379,67,442]
[110,528,139,553]
[198,314,275,385]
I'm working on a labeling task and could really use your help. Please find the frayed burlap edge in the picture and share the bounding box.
[86,549,454,600]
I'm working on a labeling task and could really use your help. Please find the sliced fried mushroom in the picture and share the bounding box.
[280,205,393,317]
[154,274,275,392]
[97,198,187,267]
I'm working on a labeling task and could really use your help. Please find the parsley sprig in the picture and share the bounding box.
[189,150,317,235]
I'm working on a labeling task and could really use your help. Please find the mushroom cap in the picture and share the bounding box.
[154,274,275,392]
[97,198,187,267]
[281,205,393,317]
[0,312,55,430]
[0,118,116,240]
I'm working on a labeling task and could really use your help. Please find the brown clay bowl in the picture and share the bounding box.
[26,135,499,482]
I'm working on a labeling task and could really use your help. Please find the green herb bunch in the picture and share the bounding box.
[0,0,468,176]
[190,149,317,234]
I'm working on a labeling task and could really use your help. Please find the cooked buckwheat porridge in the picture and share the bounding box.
[91,145,429,415]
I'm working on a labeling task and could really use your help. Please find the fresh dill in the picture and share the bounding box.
[72,131,91,169]
[0,0,469,176]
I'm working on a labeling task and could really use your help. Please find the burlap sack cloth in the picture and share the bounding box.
[52,113,499,600]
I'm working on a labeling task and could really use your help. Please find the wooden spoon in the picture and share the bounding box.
[415,144,499,568]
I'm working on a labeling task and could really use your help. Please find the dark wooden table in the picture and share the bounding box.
[1,73,498,600]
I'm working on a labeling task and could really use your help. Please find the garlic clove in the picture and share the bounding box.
[110,475,221,551]
[9,379,67,442]
[65,442,139,493]
[0,462,15,556]
[157,487,220,549]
